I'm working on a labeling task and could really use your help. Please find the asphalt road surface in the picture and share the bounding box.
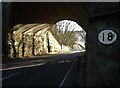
[2,52,85,88]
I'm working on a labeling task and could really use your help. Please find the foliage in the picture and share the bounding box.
[50,22,77,49]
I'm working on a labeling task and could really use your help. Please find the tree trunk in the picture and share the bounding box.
[61,44,62,50]
[47,32,50,52]
[11,33,16,58]
[32,35,35,56]
[48,38,50,52]
[22,34,24,57]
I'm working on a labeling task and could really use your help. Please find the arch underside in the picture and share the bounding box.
[8,3,88,58]
[10,3,88,31]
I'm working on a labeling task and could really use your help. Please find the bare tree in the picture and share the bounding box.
[50,20,77,50]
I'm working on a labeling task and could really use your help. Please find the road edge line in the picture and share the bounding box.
[1,72,20,81]
[58,53,80,88]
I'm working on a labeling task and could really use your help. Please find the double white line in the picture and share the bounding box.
[1,63,45,71]
[1,59,54,71]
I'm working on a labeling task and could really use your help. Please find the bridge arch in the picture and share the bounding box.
[6,3,88,58]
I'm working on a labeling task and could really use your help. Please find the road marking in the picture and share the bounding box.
[58,61,65,64]
[1,72,20,81]
[1,63,45,71]
[58,54,79,88]
[66,60,71,62]
[30,60,44,63]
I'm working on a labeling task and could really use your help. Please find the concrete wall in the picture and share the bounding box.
[87,11,120,86]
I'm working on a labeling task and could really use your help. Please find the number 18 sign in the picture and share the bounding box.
[98,30,117,44]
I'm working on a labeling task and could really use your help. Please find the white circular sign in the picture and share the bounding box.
[98,30,117,44]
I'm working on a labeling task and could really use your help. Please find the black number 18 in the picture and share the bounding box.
[102,32,114,41]
[107,32,114,41]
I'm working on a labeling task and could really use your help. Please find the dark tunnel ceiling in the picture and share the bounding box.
[10,2,88,29]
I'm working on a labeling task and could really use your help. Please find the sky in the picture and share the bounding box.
[56,20,84,32]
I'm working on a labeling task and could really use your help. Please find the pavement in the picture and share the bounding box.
[1,51,87,88]
[2,51,82,70]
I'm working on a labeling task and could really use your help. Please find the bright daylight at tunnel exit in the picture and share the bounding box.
[8,20,86,58]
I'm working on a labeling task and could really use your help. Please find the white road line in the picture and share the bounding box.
[1,63,45,71]
[1,72,20,81]
[58,55,79,88]
[30,60,44,63]
[58,61,65,63]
